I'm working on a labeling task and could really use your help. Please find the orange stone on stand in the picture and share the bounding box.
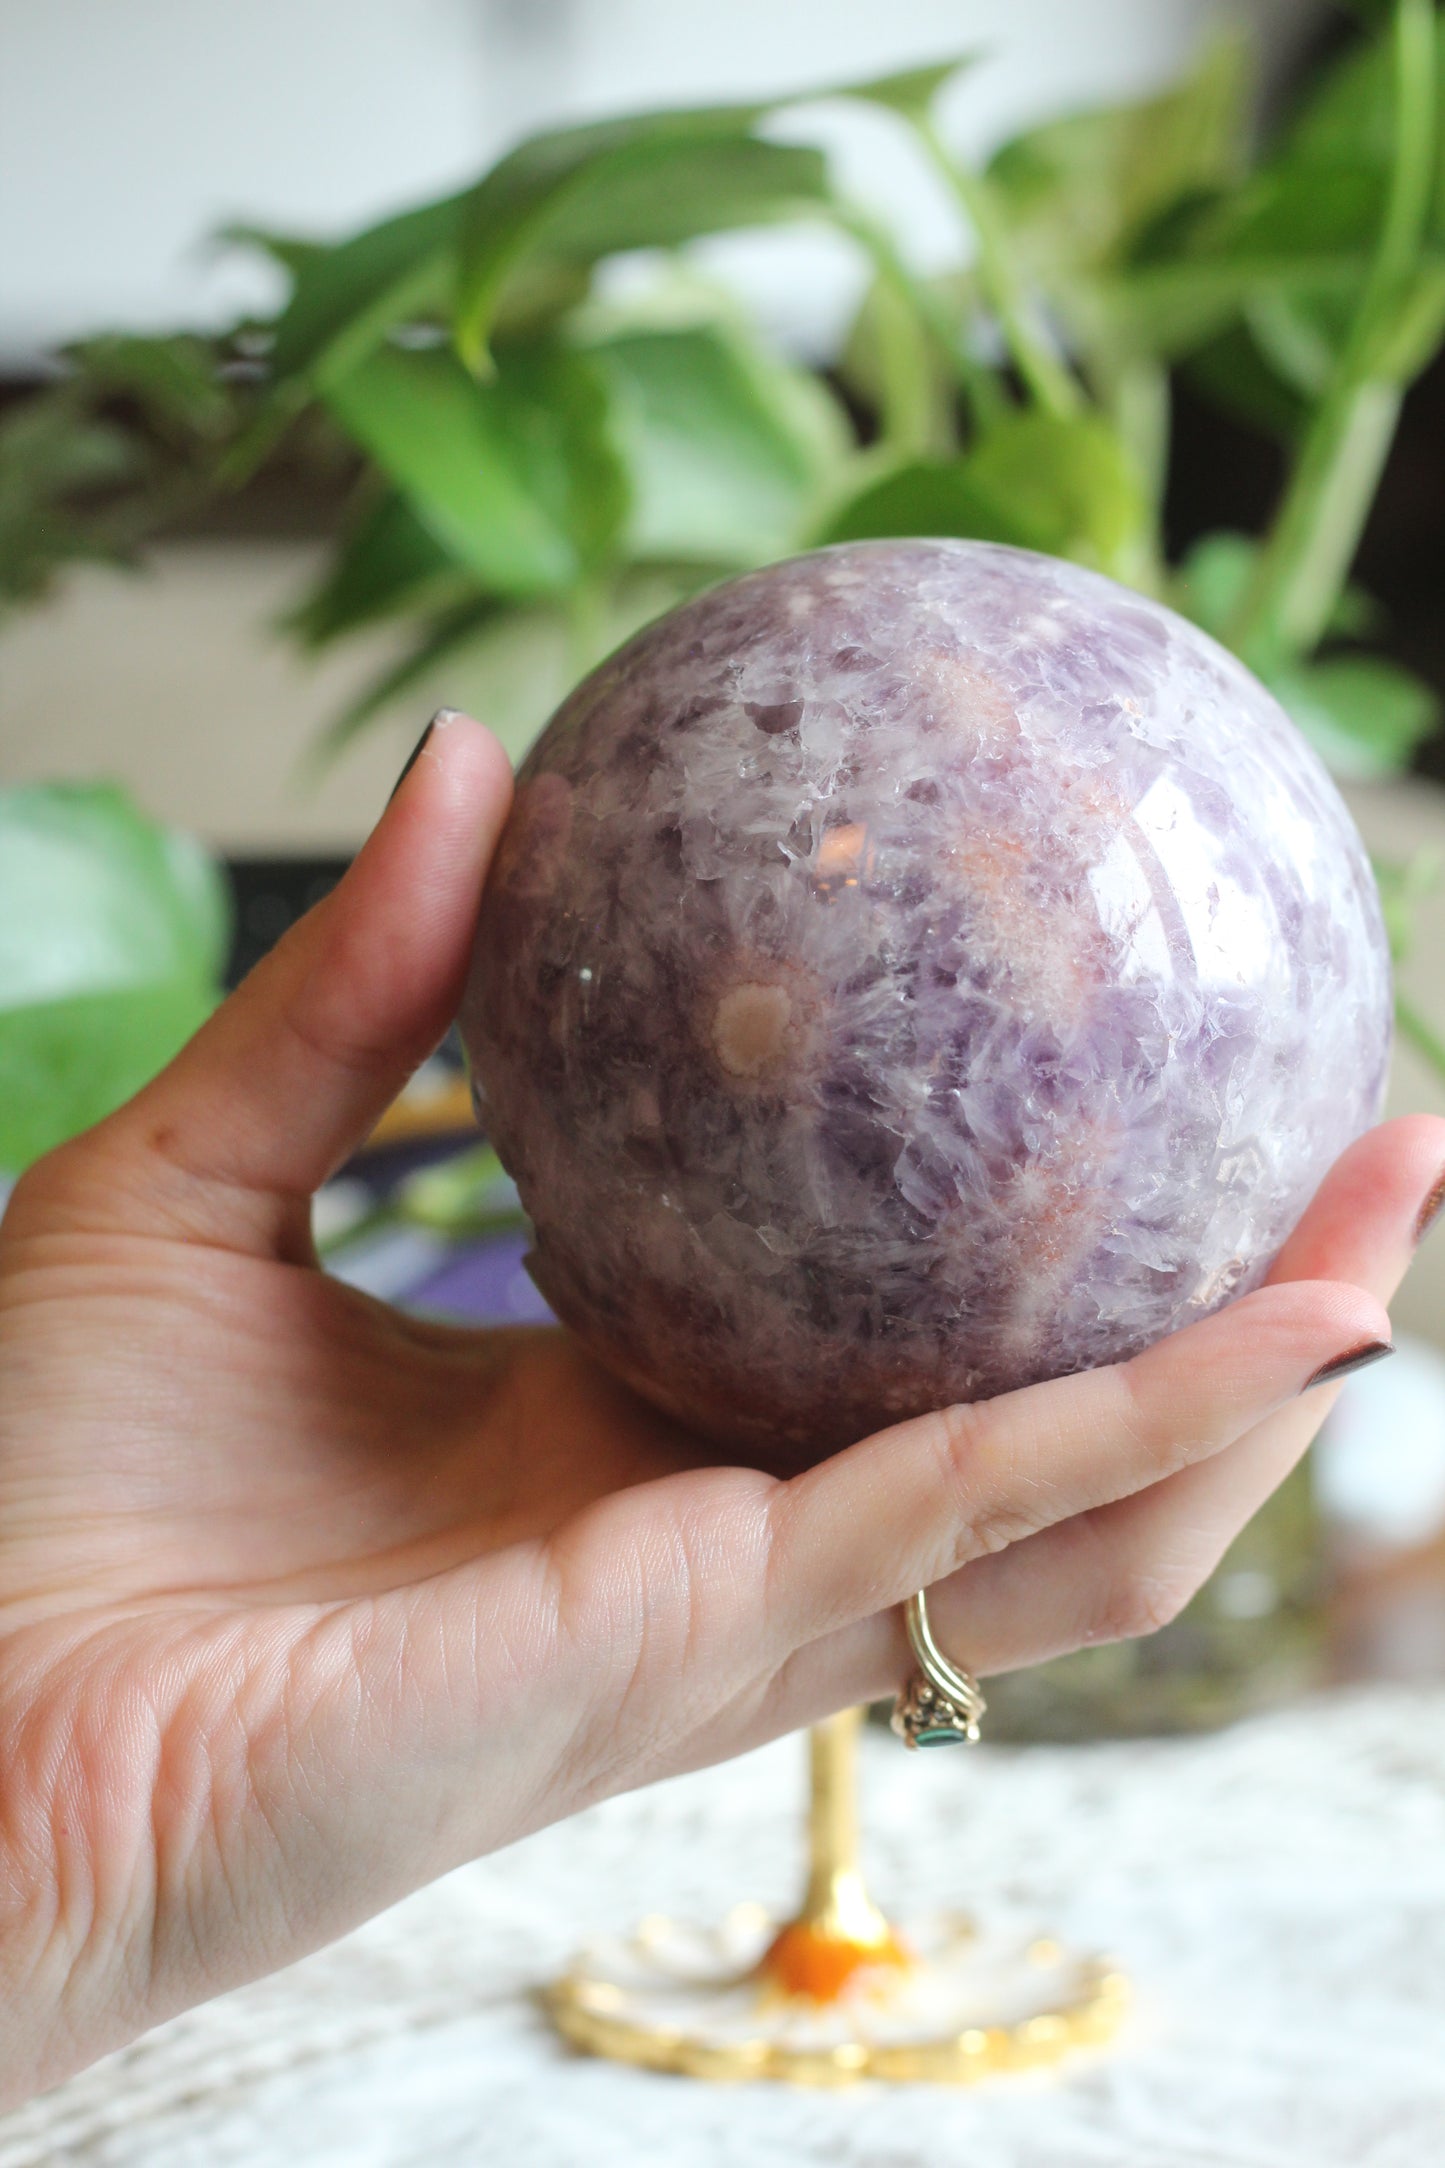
[758,1912,910,2005]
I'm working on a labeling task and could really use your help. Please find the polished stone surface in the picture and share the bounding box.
[461,541,1392,1468]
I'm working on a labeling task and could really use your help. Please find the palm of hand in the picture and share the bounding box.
[0,1221,697,1612]
[0,1163,767,2085]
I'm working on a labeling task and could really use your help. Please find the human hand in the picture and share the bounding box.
[1,710,1439,2105]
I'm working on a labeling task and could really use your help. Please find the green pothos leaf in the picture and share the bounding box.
[987,35,1249,277]
[0,980,219,1174]
[317,340,628,598]
[268,194,467,387]
[826,56,977,119]
[0,785,227,1172]
[455,114,832,371]
[287,490,476,648]
[1174,532,1381,641]
[820,410,1147,579]
[590,320,849,564]
[1267,653,1440,777]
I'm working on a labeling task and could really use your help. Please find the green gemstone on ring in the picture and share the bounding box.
[915,1726,966,1747]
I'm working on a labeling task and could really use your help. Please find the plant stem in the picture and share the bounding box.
[837,206,1007,438]
[1080,342,1171,595]
[1230,0,1436,663]
[912,115,1082,420]
[861,269,950,460]
[797,1710,892,1946]
[1106,357,1170,514]
[1240,380,1403,663]
[1396,991,1445,1088]
[566,575,609,681]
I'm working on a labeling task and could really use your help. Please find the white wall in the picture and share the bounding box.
[1,0,1315,365]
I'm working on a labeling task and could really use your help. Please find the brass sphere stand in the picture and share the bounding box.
[547,1709,1126,2085]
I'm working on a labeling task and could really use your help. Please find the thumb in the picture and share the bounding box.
[71,711,511,1250]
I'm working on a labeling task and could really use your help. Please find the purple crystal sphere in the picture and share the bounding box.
[460,541,1391,1470]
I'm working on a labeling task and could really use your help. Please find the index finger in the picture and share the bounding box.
[61,713,512,1249]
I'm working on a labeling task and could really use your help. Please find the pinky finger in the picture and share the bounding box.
[765,1473,1272,1735]
[768,1119,1445,1731]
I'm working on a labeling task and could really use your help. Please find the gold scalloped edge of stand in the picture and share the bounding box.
[546,1948,1129,2087]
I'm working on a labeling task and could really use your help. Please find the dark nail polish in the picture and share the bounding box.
[388,711,454,804]
[1416,1164,1445,1246]
[1304,1341,1394,1393]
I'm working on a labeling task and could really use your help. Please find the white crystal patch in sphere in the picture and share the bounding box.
[460,541,1392,1471]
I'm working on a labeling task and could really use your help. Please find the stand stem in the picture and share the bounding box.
[758,1709,908,2000]
[799,1709,895,1947]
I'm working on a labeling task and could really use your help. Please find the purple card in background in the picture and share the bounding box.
[321,1130,555,1327]
[408,1230,555,1326]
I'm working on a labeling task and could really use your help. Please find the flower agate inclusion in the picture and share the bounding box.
[461,541,1391,1472]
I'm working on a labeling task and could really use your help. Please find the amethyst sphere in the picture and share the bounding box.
[460,540,1391,1470]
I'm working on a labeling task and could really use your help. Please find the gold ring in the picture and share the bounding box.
[890,1588,986,1750]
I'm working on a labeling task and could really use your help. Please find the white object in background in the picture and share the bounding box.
[309,1177,375,1252]
[0,0,1314,365]
[1314,1330,1445,1551]
[323,1225,450,1301]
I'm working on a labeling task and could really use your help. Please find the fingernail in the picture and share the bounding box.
[388,710,462,804]
[1303,1341,1394,1393]
[1416,1164,1445,1246]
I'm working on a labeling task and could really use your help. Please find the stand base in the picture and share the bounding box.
[547,1907,1127,2085]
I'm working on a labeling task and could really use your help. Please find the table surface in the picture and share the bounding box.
[5,1687,1444,2168]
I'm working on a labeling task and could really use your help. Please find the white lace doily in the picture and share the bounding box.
[6,1688,1445,2168]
